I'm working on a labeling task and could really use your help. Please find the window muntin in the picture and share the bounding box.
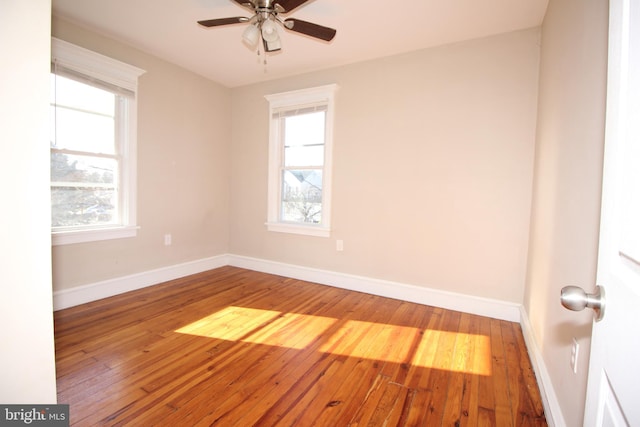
[265,85,337,237]
[51,37,145,245]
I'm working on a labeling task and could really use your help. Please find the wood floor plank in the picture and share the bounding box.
[477,316,498,426]
[490,318,514,426]
[54,267,547,427]
[441,312,472,426]
[397,388,432,426]
[345,373,388,426]
[457,313,482,427]
[502,321,547,426]
[365,380,409,427]
[403,307,445,391]
[421,309,462,425]
[512,322,546,419]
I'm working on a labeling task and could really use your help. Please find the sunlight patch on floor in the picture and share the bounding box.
[411,329,492,376]
[320,320,493,376]
[175,306,337,349]
[243,312,337,349]
[176,307,492,376]
[175,306,282,341]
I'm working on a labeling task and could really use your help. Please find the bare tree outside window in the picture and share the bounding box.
[281,169,323,223]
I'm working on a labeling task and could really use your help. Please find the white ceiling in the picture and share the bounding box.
[52,0,549,88]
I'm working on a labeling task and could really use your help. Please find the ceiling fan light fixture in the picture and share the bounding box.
[263,36,282,52]
[242,23,260,47]
[261,18,279,43]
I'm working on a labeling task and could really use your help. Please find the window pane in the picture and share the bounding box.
[51,152,119,228]
[51,187,117,227]
[283,111,325,167]
[51,153,117,184]
[50,74,116,154]
[50,106,115,153]
[281,169,323,224]
[50,74,115,116]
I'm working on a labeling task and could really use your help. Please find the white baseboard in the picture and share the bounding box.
[228,255,521,322]
[54,253,521,321]
[52,255,230,310]
[519,306,566,427]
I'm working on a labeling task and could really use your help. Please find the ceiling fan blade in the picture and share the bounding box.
[232,0,255,10]
[284,18,336,42]
[274,0,311,13]
[197,17,248,27]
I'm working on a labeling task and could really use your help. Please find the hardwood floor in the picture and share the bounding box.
[54,266,547,426]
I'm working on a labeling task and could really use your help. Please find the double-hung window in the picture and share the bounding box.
[265,84,338,237]
[50,38,145,245]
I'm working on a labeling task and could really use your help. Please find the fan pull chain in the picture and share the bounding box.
[254,45,268,72]
[256,46,268,72]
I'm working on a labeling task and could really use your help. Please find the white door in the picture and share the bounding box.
[582,0,640,425]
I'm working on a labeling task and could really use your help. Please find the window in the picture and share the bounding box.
[50,38,145,245]
[265,84,338,237]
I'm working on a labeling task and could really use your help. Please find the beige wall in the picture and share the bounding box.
[0,0,57,402]
[524,0,608,425]
[51,18,232,290]
[230,28,541,303]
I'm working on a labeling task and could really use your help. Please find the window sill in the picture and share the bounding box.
[266,222,330,238]
[52,225,139,246]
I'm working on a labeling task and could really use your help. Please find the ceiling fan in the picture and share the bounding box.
[197,0,337,53]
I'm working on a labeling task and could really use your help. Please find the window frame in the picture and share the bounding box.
[50,38,145,246]
[265,84,338,237]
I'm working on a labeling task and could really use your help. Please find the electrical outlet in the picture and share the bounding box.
[336,240,344,251]
[571,338,579,374]
[164,234,172,246]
